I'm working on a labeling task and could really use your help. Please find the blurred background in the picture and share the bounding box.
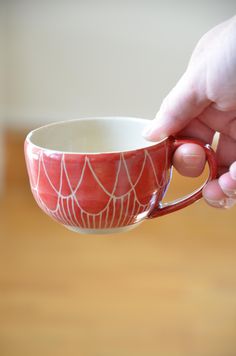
[1,1,236,355]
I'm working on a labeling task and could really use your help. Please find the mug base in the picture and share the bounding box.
[64,222,142,235]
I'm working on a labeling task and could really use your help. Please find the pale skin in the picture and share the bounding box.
[143,15,236,209]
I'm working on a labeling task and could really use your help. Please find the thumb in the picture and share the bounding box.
[143,72,211,141]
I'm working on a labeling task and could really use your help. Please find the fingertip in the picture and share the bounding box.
[142,117,169,142]
[173,143,206,177]
[203,180,236,209]
[229,162,236,180]
[218,172,236,198]
[142,125,168,142]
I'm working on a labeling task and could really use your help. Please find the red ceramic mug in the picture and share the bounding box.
[25,117,217,234]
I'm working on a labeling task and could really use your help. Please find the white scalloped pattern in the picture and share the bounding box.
[27,144,169,229]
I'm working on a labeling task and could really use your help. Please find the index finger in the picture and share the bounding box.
[143,72,211,141]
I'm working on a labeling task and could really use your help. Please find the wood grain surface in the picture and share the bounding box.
[0,131,236,356]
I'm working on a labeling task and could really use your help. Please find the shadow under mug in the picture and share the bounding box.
[24,117,217,234]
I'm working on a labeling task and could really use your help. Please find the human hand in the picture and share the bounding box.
[143,16,236,208]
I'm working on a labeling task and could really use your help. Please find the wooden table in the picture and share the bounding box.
[0,131,236,356]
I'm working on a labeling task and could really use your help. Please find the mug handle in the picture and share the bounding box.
[148,137,218,219]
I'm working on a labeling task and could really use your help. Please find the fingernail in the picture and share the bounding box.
[142,125,167,141]
[224,198,236,209]
[206,198,236,209]
[142,124,154,138]
[222,189,236,198]
[231,171,236,180]
[182,154,203,167]
[230,163,236,180]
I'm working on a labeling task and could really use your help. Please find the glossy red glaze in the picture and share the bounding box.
[25,136,217,230]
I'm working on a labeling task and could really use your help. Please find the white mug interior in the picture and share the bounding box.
[27,117,165,154]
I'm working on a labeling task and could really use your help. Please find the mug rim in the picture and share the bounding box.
[25,116,168,155]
